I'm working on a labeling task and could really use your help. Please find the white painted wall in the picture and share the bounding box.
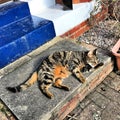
[20,0,55,15]
[20,0,98,36]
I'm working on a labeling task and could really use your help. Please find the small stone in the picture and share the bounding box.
[0,112,8,120]
[93,111,101,120]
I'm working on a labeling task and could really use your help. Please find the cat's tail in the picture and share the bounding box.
[6,71,38,93]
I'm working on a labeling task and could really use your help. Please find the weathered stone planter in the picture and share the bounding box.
[112,39,120,70]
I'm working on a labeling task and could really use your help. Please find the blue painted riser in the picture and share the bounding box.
[0,16,33,47]
[0,1,30,27]
[0,1,56,68]
[0,16,56,68]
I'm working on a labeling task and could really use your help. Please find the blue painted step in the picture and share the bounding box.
[0,1,31,27]
[0,16,56,68]
[0,16,33,47]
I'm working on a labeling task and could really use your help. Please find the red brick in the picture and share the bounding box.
[61,19,91,38]
[57,95,80,120]
[79,0,92,2]
[0,0,11,4]
[61,20,88,38]
[89,63,113,91]
[61,31,69,38]
[72,24,90,38]
[73,0,80,4]
[78,87,89,101]
[67,28,77,36]
[56,0,62,4]
[56,0,92,4]
[74,28,84,38]
[69,33,76,39]
[61,5,108,39]
[80,20,88,27]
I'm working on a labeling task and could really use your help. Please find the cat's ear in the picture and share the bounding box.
[88,49,97,57]
[84,51,89,57]
[93,49,97,55]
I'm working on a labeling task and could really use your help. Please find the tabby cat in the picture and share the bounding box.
[7,49,103,99]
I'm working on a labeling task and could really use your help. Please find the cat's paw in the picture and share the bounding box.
[81,78,86,83]
[94,62,104,69]
[81,64,92,73]
[62,86,70,91]
[47,93,54,99]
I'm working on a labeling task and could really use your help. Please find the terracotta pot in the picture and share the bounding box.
[112,39,120,70]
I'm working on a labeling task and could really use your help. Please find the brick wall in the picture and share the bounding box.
[73,0,92,4]
[53,61,113,120]
[61,5,108,39]
[0,0,11,4]
[56,0,92,4]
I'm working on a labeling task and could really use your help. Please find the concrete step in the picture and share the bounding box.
[0,16,56,68]
[32,2,94,36]
[0,1,31,27]
[0,38,113,120]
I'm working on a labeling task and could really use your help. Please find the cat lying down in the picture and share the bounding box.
[7,49,103,99]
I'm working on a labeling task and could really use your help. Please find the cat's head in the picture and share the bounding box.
[85,49,99,68]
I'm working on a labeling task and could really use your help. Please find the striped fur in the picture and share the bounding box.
[7,49,103,99]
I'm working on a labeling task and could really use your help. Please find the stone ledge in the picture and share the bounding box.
[0,38,113,120]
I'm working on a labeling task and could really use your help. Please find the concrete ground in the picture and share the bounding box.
[0,71,120,120]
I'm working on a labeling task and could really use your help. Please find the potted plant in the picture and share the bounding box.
[112,39,120,70]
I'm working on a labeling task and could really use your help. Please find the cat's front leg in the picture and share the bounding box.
[81,64,92,72]
[72,68,86,83]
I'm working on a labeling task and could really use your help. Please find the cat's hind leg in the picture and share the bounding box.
[53,78,70,91]
[39,81,53,99]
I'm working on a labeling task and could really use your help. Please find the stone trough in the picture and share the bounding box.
[0,37,113,120]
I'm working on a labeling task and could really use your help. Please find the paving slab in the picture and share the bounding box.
[0,39,113,120]
[78,102,102,120]
[103,74,120,91]
[101,101,120,120]
[88,91,110,109]
[79,97,91,109]
[96,83,120,105]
